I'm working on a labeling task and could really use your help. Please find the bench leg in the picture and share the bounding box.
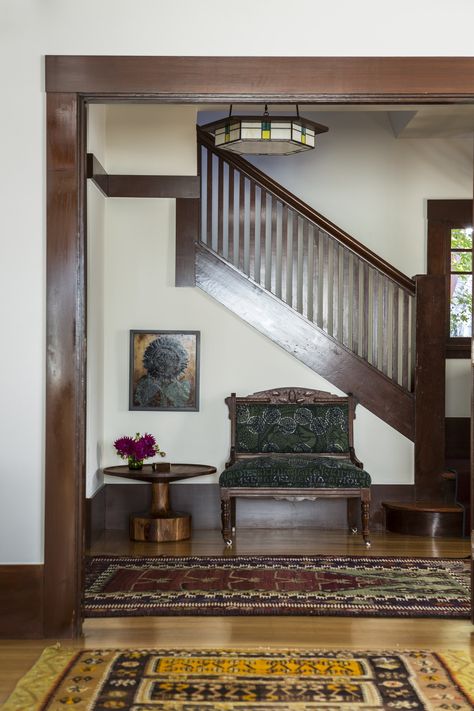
[347,498,359,534]
[361,494,371,548]
[230,497,236,533]
[221,496,233,546]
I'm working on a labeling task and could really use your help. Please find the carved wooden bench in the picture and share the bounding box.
[219,387,371,547]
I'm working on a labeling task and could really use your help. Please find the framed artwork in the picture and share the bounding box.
[129,330,200,411]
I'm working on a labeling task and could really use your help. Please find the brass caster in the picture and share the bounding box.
[364,540,371,549]
[225,539,233,547]
[351,527,358,534]
[231,526,236,533]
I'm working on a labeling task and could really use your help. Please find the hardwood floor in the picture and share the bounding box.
[1,529,471,704]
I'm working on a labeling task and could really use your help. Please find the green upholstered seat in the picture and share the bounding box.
[219,455,371,489]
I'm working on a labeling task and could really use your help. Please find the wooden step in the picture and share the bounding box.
[382,501,464,537]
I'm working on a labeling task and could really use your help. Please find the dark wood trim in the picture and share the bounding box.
[46,56,474,100]
[45,93,86,638]
[414,275,446,500]
[198,130,415,294]
[175,198,199,286]
[86,153,199,198]
[427,199,473,359]
[45,56,474,638]
[86,153,108,195]
[108,175,199,198]
[197,244,415,439]
[85,485,106,548]
[446,417,470,460]
[0,565,44,638]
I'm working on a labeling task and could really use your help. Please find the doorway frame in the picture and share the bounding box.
[44,55,474,637]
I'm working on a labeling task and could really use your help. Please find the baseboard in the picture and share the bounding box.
[87,482,416,537]
[0,564,44,638]
[85,484,106,547]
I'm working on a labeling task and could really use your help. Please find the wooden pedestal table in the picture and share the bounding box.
[103,463,217,542]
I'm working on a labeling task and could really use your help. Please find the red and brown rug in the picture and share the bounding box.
[84,555,470,618]
[4,646,474,710]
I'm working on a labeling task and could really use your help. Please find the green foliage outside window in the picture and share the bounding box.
[450,228,472,337]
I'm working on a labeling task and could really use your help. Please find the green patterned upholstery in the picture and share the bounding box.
[220,456,371,488]
[235,403,349,454]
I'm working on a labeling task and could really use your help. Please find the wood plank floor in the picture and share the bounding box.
[1,529,471,704]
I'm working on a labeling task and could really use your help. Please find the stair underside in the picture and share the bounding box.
[196,244,414,440]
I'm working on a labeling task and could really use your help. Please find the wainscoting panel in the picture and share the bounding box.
[88,483,416,540]
[0,565,44,638]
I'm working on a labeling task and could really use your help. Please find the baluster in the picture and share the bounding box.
[200,146,207,244]
[352,256,360,354]
[342,248,350,347]
[401,290,409,389]
[275,202,283,299]
[286,210,294,307]
[313,228,320,326]
[281,205,288,304]
[321,232,329,332]
[228,166,235,266]
[206,149,213,247]
[392,284,399,384]
[254,187,261,284]
[332,241,340,338]
[217,156,224,257]
[409,294,416,391]
[292,212,299,311]
[270,195,277,294]
[362,262,369,360]
[307,225,314,322]
[260,190,267,289]
[249,181,256,280]
[381,277,389,375]
[300,220,308,317]
[371,269,379,368]
[238,172,245,271]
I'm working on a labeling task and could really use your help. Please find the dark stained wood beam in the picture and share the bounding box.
[86,153,108,196]
[414,274,447,501]
[108,174,199,198]
[45,93,86,638]
[86,153,199,198]
[46,56,474,101]
[175,198,199,287]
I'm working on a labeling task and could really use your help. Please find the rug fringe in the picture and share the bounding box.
[2,644,78,711]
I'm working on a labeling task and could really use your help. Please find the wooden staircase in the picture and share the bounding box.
[174,128,455,534]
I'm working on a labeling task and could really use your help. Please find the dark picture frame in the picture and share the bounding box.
[129,330,200,411]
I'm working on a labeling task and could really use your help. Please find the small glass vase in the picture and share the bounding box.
[127,457,144,471]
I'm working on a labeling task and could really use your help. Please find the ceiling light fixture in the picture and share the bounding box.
[201,104,328,156]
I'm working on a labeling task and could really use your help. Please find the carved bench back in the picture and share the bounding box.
[226,387,356,462]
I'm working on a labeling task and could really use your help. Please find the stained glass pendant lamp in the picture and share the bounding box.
[201,105,328,156]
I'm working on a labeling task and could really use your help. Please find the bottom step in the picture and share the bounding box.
[382,501,464,537]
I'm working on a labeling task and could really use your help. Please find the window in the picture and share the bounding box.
[427,200,473,358]
[449,228,472,338]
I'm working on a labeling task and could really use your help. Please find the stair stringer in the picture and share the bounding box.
[196,243,414,441]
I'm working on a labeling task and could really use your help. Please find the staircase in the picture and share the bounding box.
[197,128,416,440]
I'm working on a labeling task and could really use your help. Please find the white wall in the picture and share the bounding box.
[2,0,474,562]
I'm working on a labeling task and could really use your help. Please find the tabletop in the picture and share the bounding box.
[103,463,217,484]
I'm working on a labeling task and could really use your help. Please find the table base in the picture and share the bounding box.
[129,511,191,542]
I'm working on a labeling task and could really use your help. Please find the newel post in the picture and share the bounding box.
[414,274,447,501]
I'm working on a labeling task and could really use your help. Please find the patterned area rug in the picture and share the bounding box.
[84,555,470,618]
[4,646,474,710]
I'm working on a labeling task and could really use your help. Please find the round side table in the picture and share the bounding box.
[104,463,217,542]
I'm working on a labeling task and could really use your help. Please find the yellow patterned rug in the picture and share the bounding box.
[3,645,474,710]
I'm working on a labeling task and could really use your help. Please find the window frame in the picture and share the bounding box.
[427,199,473,359]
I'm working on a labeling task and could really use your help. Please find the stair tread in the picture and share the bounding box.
[382,500,463,513]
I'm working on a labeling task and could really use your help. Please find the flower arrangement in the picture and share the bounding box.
[114,432,166,470]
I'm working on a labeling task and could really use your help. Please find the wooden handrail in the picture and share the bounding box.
[197,127,416,294]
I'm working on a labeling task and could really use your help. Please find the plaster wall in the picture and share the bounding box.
[2,0,474,561]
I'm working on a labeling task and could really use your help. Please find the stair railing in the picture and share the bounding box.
[197,128,416,392]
